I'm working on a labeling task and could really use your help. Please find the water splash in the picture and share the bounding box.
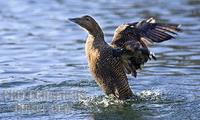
[137,90,162,101]
[74,90,163,112]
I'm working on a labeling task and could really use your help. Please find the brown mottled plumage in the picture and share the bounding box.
[69,15,181,100]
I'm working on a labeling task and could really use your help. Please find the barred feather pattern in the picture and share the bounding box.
[86,36,133,100]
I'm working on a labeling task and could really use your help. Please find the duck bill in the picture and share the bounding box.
[68,17,81,24]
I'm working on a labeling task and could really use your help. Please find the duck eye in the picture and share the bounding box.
[85,17,90,21]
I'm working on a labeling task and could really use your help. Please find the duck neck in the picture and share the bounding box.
[87,26,105,46]
[86,33,105,48]
[89,23,104,38]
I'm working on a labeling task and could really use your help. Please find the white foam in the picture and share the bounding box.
[137,90,162,101]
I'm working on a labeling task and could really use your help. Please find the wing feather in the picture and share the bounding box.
[111,18,181,77]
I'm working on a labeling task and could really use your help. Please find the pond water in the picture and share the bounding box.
[0,0,200,120]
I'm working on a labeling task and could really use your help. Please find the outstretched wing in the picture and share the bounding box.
[128,18,181,46]
[111,18,181,77]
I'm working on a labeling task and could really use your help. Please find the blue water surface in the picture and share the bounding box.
[0,0,200,120]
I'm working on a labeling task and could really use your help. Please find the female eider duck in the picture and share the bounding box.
[69,15,181,100]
